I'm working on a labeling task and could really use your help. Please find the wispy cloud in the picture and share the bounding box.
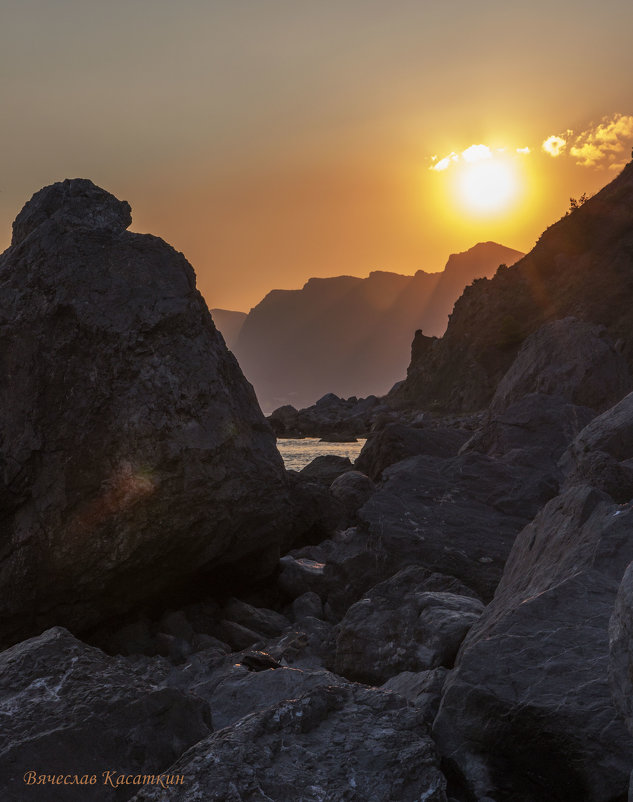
[542,114,633,168]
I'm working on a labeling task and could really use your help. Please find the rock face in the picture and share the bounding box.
[394,162,633,411]
[434,485,633,801]
[0,178,291,646]
[358,452,557,601]
[609,561,633,739]
[334,567,483,684]
[355,420,471,480]
[486,317,631,415]
[0,627,210,801]
[130,684,448,802]
[236,242,523,411]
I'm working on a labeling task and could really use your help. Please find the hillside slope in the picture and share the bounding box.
[392,162,633,411]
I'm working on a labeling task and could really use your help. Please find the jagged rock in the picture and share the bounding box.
[285,471,345,549]
[299,454,354,484]
[130,684,448,802]
[359,452,557,601]
[334,567,483,684]
[609,561,633,737]
[221,598,290,639]
[464,393,595,472]
[269,393,385,439]
[207,665,346,729]
[355,422,470,481]
[279,529,481,625]
[0,627,210,802]
[278,554,328,600]
[561,391,633,503]
[488,317,631,414]
[0,179,291,646]
[290,591,324,622]
[329,469,375,525]
[382,667,448,720]
[434,486,633,802]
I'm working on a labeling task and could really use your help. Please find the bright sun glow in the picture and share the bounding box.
[456,159,519,215]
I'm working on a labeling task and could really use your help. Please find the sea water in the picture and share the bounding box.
[276,437,366,471]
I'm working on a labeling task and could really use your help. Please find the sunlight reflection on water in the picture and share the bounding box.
[276,438,367,471]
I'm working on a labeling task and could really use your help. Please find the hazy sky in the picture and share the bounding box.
[1,0,632,310]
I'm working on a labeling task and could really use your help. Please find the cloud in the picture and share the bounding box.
[431,152,459,171]
[541,114,633,168]
[542,135,567,157]
[462,144,492,162]
[516,147,530,155]
[569,114,633,168]
[430,143,494,171]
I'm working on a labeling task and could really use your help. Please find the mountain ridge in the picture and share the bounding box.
[232,241,524,411]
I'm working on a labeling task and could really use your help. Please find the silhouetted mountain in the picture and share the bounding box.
[210,308,247,350]
[234,242,523,411]
[392,162,633,411]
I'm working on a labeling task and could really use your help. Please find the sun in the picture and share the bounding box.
[456,158,519,216]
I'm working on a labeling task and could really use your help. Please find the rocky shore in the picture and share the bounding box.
[1,174,633,801]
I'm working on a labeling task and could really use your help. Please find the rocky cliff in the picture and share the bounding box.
[393,162,633,411]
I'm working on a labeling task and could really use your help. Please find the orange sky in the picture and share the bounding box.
[1,1,632,311]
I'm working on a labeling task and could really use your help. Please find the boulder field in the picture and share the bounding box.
[2,172,633,801]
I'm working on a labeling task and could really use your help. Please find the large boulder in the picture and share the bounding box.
[0,179,291,645]
[358,452,557,601]
[334,566,483,684]
[355,421,470,481]
[463,393,595,472]
[488,317,631,415]
[130,684,448,801]
[610,561,633,738]
[434,485,633,801]
[0,627,210,801]
[560,390,633,503]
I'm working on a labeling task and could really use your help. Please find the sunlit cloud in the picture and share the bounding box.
[516,147,530,155]
[542,135,567,157]
[431,152,459,171]
[462,144,492,162]
[430,144,498,171]
[541,114,633,169]
[569,113,633,168]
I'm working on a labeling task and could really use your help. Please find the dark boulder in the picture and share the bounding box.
[488,317,631,415]
[334,566,483,684]
[434,486,633,802]
[329,469,376,525]
[269,393,385,439]
[130,684,447,802]
[299,454,354,484]
[561,391,633,503]
[359,452,557,601]
[0,627,210,802]
[0,179,291,645]
[355,421,470,481]
[463,393,595,472]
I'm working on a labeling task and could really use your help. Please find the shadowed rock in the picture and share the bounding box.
[0,627,210,802]
[130,684,447,802]
[434,485,633,801]
[0,179,291,645]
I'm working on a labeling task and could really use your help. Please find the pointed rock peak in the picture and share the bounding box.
[11,178,132,247]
